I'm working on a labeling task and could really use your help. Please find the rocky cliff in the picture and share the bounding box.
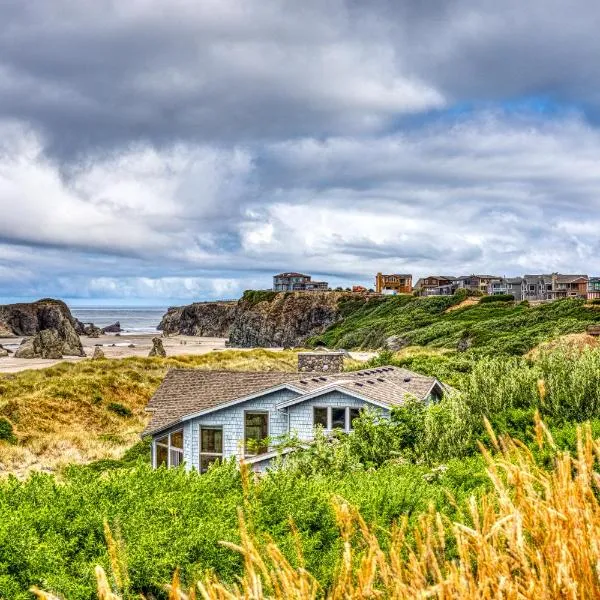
[0,298,85,356]
[159,301,239,337]
[158,291,368,347]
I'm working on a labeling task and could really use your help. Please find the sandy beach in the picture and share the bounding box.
[0,334,232,373]
[0,334,376,373]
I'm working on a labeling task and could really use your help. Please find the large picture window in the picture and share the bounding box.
[313,407,362,432]
[155,429,184,468]
[200,427,223,473]
[245,412,268,456]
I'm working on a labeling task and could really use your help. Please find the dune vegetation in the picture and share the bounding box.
[4,345,600,597]
[0,350,297,475]
[33,418,600,599]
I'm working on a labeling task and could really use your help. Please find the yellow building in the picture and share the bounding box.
[375,273,412,295]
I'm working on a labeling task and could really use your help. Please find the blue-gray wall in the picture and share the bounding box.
[152,388,387,472]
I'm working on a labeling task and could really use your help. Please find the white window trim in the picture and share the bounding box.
[313,406,361,433]
[154,428,184,468]
[199,426,223,473]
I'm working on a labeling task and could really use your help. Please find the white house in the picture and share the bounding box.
[143,361,448,473]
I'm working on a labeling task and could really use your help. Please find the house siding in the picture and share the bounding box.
[185,388,300,470]
[287,391,388,441]
[152,388,387,472]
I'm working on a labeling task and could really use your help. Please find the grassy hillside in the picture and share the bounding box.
[312,295,600,355]
[0,350,297,475]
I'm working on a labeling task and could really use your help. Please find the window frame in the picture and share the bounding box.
[199,426,223,473]
[244,410,269,457]
[154,428,184,468]
[312,406,362,432]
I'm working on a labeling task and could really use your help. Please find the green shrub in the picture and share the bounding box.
[107,402,133,417]
[479,294,515,303]
[313,297,600,355]
[242,290,278,305]
[0,417,16,444]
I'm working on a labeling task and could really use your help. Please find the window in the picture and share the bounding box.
[245,412,268,456]
[155,429,184,468]
[313,407,362,432]
[331,408,346,429]
[349,408,361,430]
[200,427,223,473]
[314,407,328,428]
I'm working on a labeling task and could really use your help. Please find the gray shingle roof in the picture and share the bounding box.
[553,274,588,283]
[143,366,447,436]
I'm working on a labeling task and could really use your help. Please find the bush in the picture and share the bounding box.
[0,417,16,444]
[242,290,278,305]
[480,294,515,303]
[107,402,133,417]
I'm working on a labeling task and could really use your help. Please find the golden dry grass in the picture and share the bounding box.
[32,415,600,599]
[526,332,600,359]
[444,297,481,313]
[0,350,298,476]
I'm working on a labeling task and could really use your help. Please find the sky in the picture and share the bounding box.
[2,0,600,305]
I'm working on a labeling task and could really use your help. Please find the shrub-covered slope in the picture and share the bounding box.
[313,295,600,355]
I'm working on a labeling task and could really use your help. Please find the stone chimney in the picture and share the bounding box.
[298,351,345,373]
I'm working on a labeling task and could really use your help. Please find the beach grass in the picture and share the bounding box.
[0,350,298,475]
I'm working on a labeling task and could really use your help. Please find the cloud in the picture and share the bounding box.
[0,0,443,158]
[2,109,600,301]
[2,1,600,303]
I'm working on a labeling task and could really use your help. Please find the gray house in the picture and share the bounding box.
[143,361,447,473]
[488,277,525,300]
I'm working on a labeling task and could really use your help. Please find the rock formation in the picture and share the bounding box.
[92,346,105,359]
[0,323,13,337]
[15,329,72,359]
[0,344,9,357]
[159,302,238,337]
[0,299,85,358]
[158,291,370,348]
[79,323,102,337]
[148,337,167,357]
[102,321,122,333]
[0,299,83,339]
[384,335,408,352]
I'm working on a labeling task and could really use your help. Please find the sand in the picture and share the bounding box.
[0,334,232,373]
[0,334,376,373]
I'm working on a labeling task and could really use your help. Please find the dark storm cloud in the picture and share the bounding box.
[0,0,442,158]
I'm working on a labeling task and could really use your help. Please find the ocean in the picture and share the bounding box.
[69,306,167,334]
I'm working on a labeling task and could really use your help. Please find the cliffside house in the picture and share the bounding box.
[273,272,329,292]
[522,274,588,301]
[375,273,413,295]
[453,275,501,295]
[549,274,588,300]
[487,277,525,300]
[588,277,600,300]
[522,274,553,301]
[413,276,456,296]
[143,354,448,473]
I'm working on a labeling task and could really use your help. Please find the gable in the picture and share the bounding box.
[143,370,303,435]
